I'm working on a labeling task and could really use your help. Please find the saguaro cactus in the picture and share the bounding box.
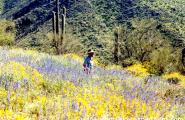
[61,7,66,37]
[52,11,60,54]
[114,27,119,64]
[59,6,66,54]
[56,0,60,35]
[182,48,185,66]
[52,11,56,45]
[52,0,66,55]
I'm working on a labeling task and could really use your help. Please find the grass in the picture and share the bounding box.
[0,47,184,119]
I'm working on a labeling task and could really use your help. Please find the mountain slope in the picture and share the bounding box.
[1,0,184,40]
[0,0,185,66]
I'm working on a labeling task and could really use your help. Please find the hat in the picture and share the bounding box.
[88,49,94,54]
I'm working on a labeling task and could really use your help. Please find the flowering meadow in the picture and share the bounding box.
[0,47,184,120]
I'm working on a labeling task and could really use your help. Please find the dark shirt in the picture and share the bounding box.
[83,56,93,69]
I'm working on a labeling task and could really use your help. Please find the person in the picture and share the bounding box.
[83,49,94,74]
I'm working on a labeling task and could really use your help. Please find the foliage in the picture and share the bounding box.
[0,0,3,14]
[139,0,185,47]
[144,47,183,75]
[117,18,184,75]
[119,18,170,62]
[117,19,168,74]
[0,19,15,46]
[47,31,83,54]
[151,48,172,74]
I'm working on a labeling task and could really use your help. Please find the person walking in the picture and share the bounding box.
[83,49,94,74]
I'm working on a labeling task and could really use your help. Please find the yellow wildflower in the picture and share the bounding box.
[125,64,149,77]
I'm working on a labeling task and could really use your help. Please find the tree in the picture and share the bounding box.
[120,19,169,61]
[118,18,173,69]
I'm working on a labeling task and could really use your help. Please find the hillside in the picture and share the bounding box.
[0,0,185,119]
[0,1,185,77]
[0,47,184,119]
[0,0,184,57]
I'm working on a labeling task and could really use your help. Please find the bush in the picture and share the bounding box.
[167,78,180,84]
[0,19,15,46]
[148,47,173,74]
[118,18,182,75]
[162,72,185,87]
[121,57,139,67]
[119,18,170,63]
[146,47,182,75]
[47,31,83,55]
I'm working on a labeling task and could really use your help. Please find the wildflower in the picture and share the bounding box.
[125,64,149,77]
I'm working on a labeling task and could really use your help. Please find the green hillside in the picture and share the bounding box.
[0,0,185,73]
[1,0,184,44]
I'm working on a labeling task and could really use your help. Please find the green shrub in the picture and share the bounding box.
[121,57,139,67]
[0,19,15,46]
[147,47,180,75]
[119,19,170,62]
[47,31,83,54]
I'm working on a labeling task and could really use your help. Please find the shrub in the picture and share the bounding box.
[147,47,182,75]
[0,19,15,46]
[121,57,139,67]
[47,31,83,55]
[162,72,185,87]
[119,18,169,63]
[167,78,180,84]
[148,47,173,74]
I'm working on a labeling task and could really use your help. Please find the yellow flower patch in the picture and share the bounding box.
[0,88,7,99]
[63,53,83,63]
[57,81,161,119]
[0,110,13,119]
[106,65,123,70]
[125,64,149,77]
[0,61,45,87]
